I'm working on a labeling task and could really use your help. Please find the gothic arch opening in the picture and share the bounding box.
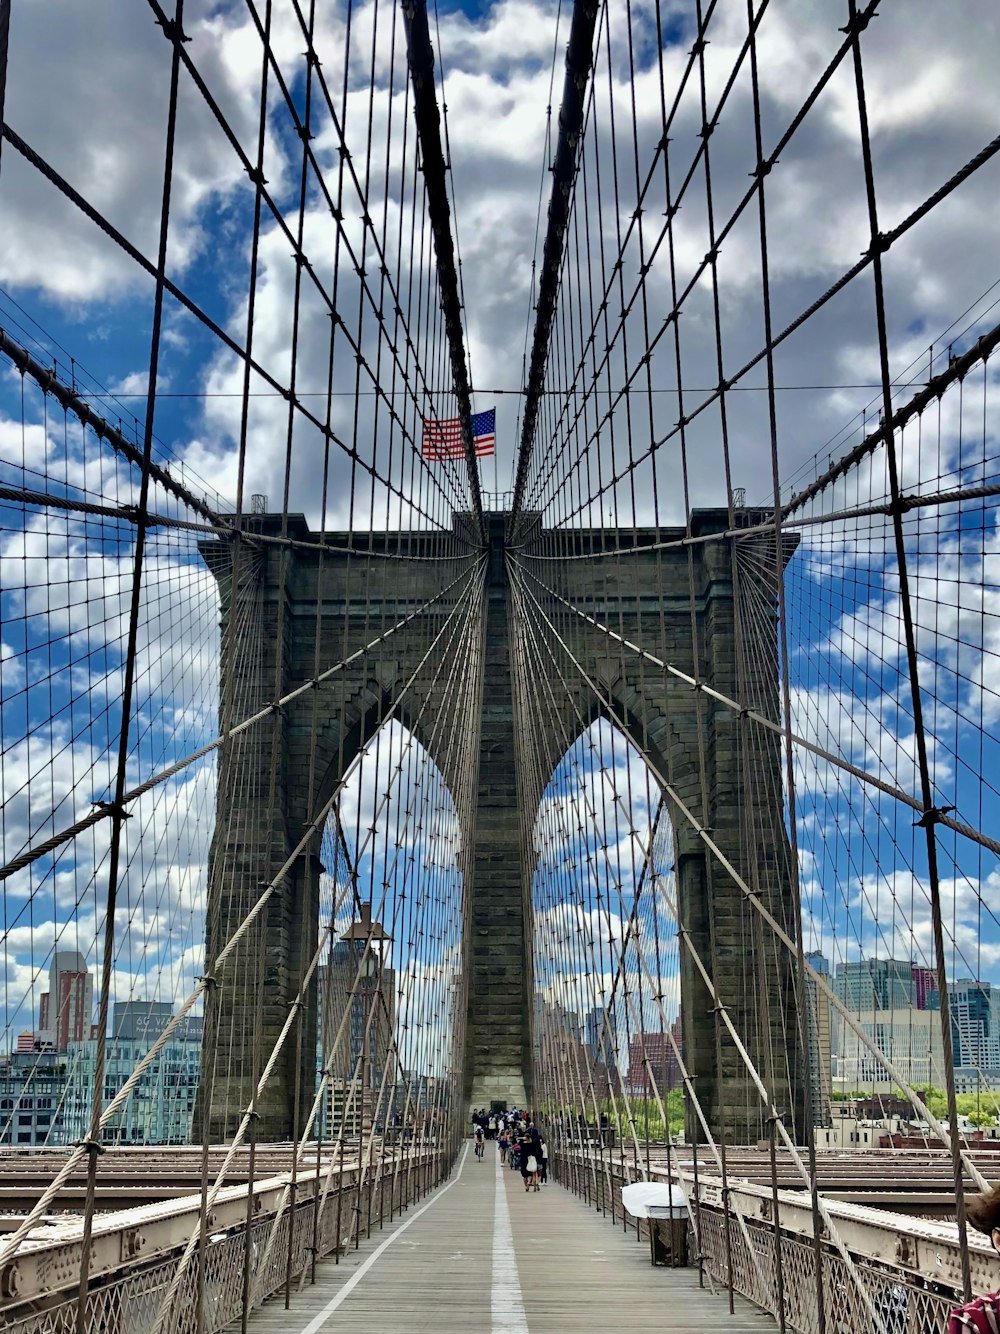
[314,720,467,1142]
[529,719,685,1143]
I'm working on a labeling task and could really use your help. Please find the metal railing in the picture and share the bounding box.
[552,1145,991,1334]
[1,1145,447,1333]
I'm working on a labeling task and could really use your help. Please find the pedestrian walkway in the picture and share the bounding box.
[240,1142,778,1334]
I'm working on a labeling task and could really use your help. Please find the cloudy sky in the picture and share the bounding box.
[2,0,996,515]
[1,0,1000,1079]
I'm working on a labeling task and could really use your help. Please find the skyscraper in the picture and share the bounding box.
[834,1008,945,1089]
[911,965,936,1011]
[38,952,93,1050]
[318,943,396,1085]
[584,1003,617,1068]
[949,979,1000,1068]
[804,952,832,1126]
[833,958,915,1012]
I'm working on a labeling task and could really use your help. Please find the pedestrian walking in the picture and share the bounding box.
[519,1132,539,1192]
[539,1137,548,1184]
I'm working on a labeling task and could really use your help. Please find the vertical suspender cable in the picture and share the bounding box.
[509,0,598,532]
[73,4,185,1330]
[402,0,487,545]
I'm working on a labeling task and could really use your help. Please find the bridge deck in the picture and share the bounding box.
[237,1144,777,1334]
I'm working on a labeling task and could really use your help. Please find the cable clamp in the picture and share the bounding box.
[75,1138,105,1156]
[864,231,890,258]
[197,974,218,991]
[915,804,955,829]
[764,1111,784,1128]
[840,6,876,37]
[94,800,132,820]
[157,17,191,42]
[246,164,268,189]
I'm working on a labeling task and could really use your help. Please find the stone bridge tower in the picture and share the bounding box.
[196,510,802,1146]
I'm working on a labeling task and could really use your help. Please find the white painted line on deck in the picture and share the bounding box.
[297,1144,470,1334]
[492,1146,529,1334]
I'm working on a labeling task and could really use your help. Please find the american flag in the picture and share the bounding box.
[421,407,496,460]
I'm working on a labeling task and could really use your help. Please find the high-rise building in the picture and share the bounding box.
[833,1008,945,1090]
[584,1003,617,1069]
[62,1021,202,1145]
[949,979,1000,1068]
[804,953,833,1126]
[318,943,396,1087]
[626,1019,683,1095]
[911,965,936,1011]
[0,1052,69,1145]
[833,958,915,1013]
[38,951,93,1050]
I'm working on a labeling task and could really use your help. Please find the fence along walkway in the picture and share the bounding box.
[235,1142,776,1334]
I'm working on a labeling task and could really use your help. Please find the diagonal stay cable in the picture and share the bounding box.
[0,325,234,534]
[0,556,485,1272]
[149,560,485,1332]
[513,558,1000,858]
[0,123,453,532]
[509,557,990,1194]
[142,0,469,526]
[0,555,481,884]
[538,124,1000,527]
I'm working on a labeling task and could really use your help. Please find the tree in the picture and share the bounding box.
[967,1109,997,1129]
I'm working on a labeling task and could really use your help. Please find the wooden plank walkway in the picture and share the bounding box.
[241,1143,778,1334]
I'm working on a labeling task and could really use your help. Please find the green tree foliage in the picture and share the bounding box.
[599,1092,685,1140]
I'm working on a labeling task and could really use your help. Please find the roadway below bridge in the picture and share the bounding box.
[233,1140,773,1334]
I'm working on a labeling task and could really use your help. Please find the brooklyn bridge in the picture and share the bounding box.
[1,0,999,1330]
